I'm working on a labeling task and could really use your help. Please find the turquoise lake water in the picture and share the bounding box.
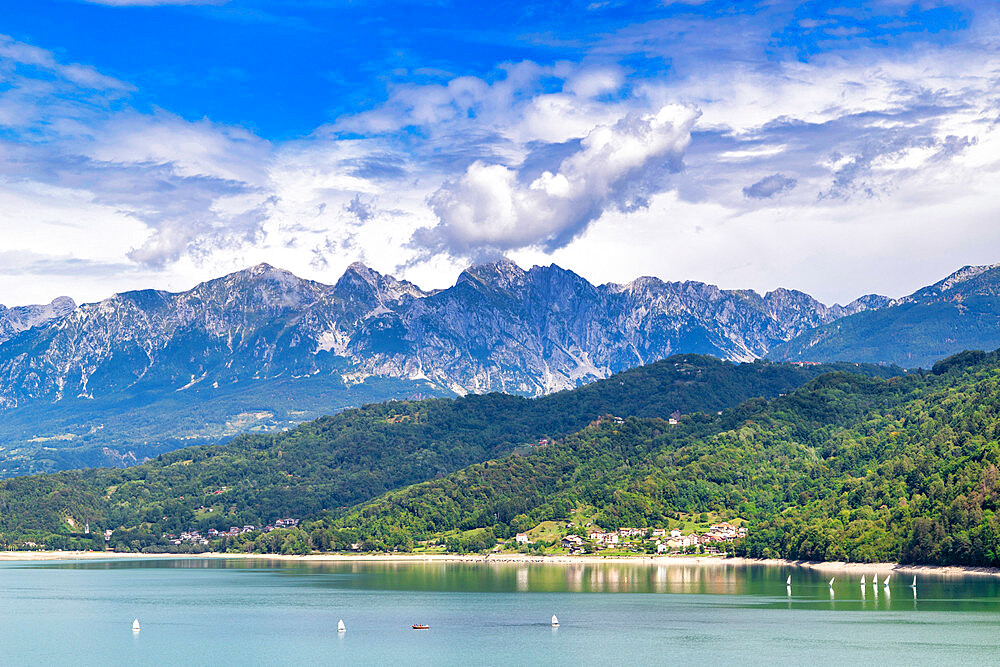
[1,558,999,665]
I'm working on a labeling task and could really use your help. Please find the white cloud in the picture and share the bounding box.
[4,6,1000,309]
[419,105,698,256]
[0,35,130,91]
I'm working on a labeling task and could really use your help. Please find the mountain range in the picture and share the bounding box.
[768,263,1000,368]
[0,296,76,345]
[0,258,997,475]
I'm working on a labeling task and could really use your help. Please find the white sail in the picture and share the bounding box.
[337,619,346,633]
[786,575,791,585]
[829,577,835,587]
[883,575,890,586]
[551,614,559,626]
[132,619,141,632]
[860,575,865,585]
[911,576,917,587]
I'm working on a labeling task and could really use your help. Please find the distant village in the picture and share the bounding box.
[162,518,300,546]
[515,522,747,555]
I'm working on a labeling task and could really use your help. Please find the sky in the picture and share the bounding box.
[1,0,999,306]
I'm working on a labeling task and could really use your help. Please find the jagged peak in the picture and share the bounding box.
[900,262,1000,304]
[231,262,297,279]
[617,275,721,296]
[49,296,76,311]
[457,257,528,289]
[335,261,426,301]
[761,287,822,306]
[339,261,383,286]
[934,263,1000,292]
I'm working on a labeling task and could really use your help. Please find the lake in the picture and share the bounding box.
[1,557,998,665]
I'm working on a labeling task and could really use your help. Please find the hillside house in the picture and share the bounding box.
[561,535,584,548]
[588,531,619,545]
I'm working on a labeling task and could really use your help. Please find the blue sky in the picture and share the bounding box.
[1,0,998,305]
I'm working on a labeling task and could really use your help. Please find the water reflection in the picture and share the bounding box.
[16,557,1000,612]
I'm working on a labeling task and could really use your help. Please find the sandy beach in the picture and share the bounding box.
[2,550,999,577]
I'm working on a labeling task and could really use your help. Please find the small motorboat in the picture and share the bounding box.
[412,624,430,630]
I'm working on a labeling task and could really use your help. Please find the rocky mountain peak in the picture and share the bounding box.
[458,257,528,291]
[900,263,1000,304]
[191,263,325,311]
[0,295,78,345]
[335,261,426,303]
[844,293,891,313]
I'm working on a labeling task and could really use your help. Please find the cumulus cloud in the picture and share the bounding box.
[417,105,698,256]
[6,4,1000,307]
[743,173,797,199]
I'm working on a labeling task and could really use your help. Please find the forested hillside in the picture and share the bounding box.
[0,355,874,549]
[332,350,1000,566]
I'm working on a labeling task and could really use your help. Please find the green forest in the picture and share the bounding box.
[334,350,1000,565]
[0,355,869,552]
[14,349,1000,567]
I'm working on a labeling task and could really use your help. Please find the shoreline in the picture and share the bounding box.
[2,550,999,577]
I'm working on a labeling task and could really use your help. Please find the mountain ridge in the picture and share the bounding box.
[8,258,999,475]
[0,296,76,346]
[0,258,889,410]
[770,263,1000,368]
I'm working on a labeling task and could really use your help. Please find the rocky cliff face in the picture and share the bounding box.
[0,259,886,409]
[0,296,76,345]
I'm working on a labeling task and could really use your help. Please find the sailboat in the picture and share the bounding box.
[883,575,890,586]
[337,619,346,633]
[132,619,141,632]
[910,576,917,588]
[828,577,835,588]
[860,575,865,585]
[786,575,791,585]
[551,614,559,627]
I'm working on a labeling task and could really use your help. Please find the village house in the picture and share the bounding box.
[515,533,530,544]
[561,535,584,548]
[652,528,666,537]
[588,531,619,545]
